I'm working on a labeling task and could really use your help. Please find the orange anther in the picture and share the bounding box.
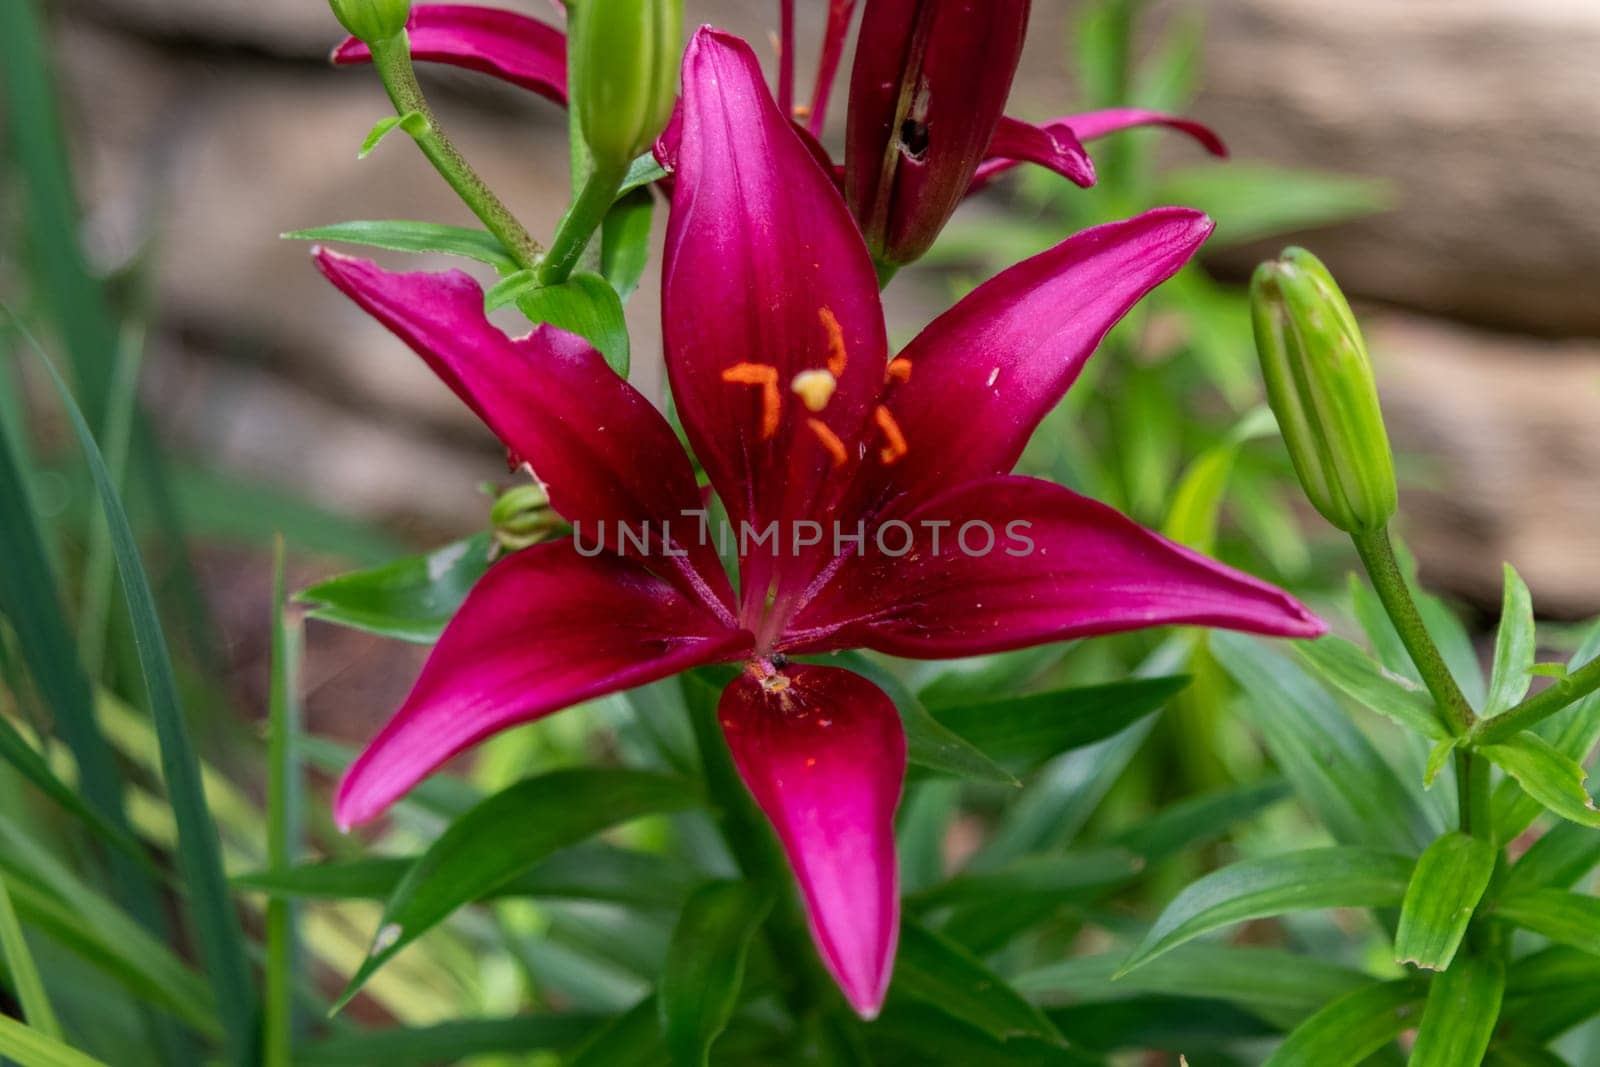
[806,418,849,468]
[873,405,908,465]
[793,104,812,121]
[818,307,848,377]
[885,357,913,384]
[721,362,782,440]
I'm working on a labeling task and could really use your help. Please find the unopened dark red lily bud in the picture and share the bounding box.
[844,0,1031,268]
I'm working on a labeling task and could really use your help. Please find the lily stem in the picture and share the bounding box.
[1350,527,1486,838]
[538,161,627,287]
[685,677,832,1018]
[1472,654,1600,745]
[367,33,542,270]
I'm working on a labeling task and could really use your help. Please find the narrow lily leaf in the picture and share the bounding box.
[1486,563,1537,717]
[334,769,700,1009]
[867,1003,1087,1066]
[1161,406,1276,554]
[658,881,771,1066]
[1106,778,1291,864]
[1119,846,1413,975]
[1484,1045,1570,1067]
[359,111,429,159]
[1261,980,1423,1067]
[297,1015,604,1066]
[825,652,1016,787]
[1481,732,1600,829]
[1394,832,1495,971]
[19,327,256,1060]
[1213,632,1435,852]
[284,221,518,274]
[0,711,148,862]
[1494,889,1600,954]
[566,996,665,1067]
[601,188,655,301]
[1017,944,1370,1016]
[1502,946,1600,1044]
[237,841,692,907]
[297,534,492,644]
[1493,624,1600,841]
[0,1016,108,1067]
[265,540,303,1067]
[893,921,1065,1047]
[1530,662,1569,680]
[1408,956,1504,1067]
[617,152,669,197]
[492,270,630,377]
[0,876,60,1038]
[1501,819,1600,897]
[1156,162,1390,247]
[929,676,1188,772]
[908,849,1143,912]
[1424,738,1458,789]
[1296,635,1448,740]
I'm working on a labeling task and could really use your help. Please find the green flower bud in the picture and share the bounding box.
[1251,247,1398,534]
[328,0,411,44]
[489,483,565,554]
[568,0,683,175]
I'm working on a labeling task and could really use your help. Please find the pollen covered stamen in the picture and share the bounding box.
[806,418,849,468]
[721,362,782,440]
[873,404,908,465]
[885,356,913,384]
[791,368,838,412]
[818,307,848,377]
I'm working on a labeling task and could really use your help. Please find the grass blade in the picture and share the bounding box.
[11,316,257,1063]
[265,538,304,1067]
[0,1015,108,1067]
[0,874,61,1037]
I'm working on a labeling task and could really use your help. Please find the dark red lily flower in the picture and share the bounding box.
[316,27,1318,1017]
[330,4,1226,264]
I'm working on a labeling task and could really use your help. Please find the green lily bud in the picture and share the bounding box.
[1251,247,1397,534]
[327,0,411,44]
[489,483,565,554]
[568,0,682,175]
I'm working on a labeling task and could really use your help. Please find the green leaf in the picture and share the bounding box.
[1494,890,1600,954]
[1502,946,1600,1044]
[616,153,669,198]
[1017,944,1371,1018]
[359,110,429,158]
[565,995,667,1067]
[1161,407,1276,554]
[1118,846,1413,975]
[1296,635,1448,740]
[1106,778,1292,864]
[868,1003,1088,1066]
[1501,819,1600,897]
[1481,732,1600,828]
[1409,956,1504,1067]
[16,322,256,1060]
[908,849,1143,912]
[265,540,303,1067]
[929,676,1188,772]
[297,534,491,644]
[0,875,61,1038]
[283,220,518,274]
[824,652,1017,786]
[0,1015,108,1067]
[1484,1045,1570,1067]
[0,711,148,863]
[658,881,771,1066]
[1494,624,1600,841]
[1424,738,1458,789]
[297,1015,604,1066]
[494,270,630,377]
[1262,980,1423,1066]
[1213,632,1436,852]
[1156,162,1391,247]
[892,921,1064,1046]
[1394,832,1495,971]
[1487,563,1537,717]
[334,769,700,1008]
[601,187,654,301]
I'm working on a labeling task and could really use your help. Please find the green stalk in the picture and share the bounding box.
[684,678,832,1018]
[367,34,542,270]
[537,161,627,286]
[1350,527,1485,839]
[264,538,304,1067]
[1471,655,1600,745]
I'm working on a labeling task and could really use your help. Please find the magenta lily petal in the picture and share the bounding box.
[973,116,1097,193]
[314,250,733,611]
[336,541,752,828]
[860,208,1213,512]
[971,108,1227,192]
[663,28,888,611]
[718,663,904,1018]
[805,0,860,136]
[332,4,568,105]
[792,475,1325,658]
